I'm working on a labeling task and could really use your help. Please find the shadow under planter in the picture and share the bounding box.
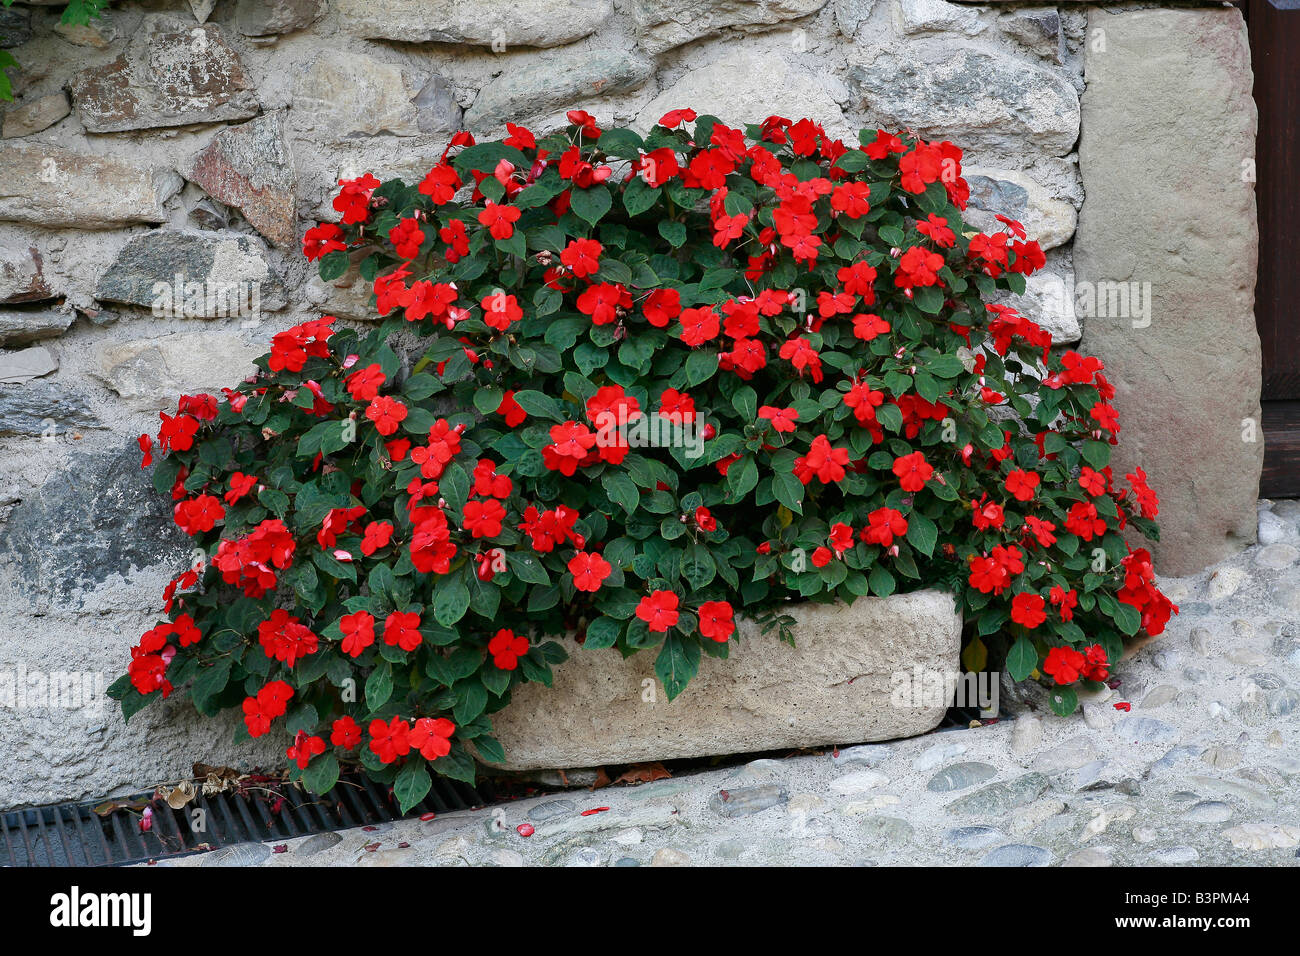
[488,590,962,771]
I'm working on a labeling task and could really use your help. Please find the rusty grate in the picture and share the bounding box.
[0,772,487,867]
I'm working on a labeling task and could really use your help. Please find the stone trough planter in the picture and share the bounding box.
[489,590,962,770]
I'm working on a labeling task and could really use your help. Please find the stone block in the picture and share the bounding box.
[490,591,961,769]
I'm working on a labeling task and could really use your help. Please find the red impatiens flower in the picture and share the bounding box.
[330,715,363,749]
[543,421,597,476]
[242,680,295,738]
[758,405,799,433]
[862,507,908,548]
[643,288,682,327]
[480,290,523,331]
[366,395,408,436]
[561,238,603,278]
[383,611,423,652]
[1010,592,1046,629]
[360,521,394,556]
[258,610,319,668]
[1043,646,1086,685]
[697,600,735,643]
[794,435,850,485]
[488,628,530,670]
[462,498,506,538]
[1005,469,1040,502]
[302,222,346,261]
[224,471,258,505]
[286,732,326,770]
[636,590,680,633]
[173,494,225,535]
[892,452,934,492]
[568,551,612,592]
[346,363,386,401]
[478,200,522,240]
[497,389,527,427]
[409,717,455,760]
[368,716,411,764]
[339,610,376,657]
[1050,585,1078,622]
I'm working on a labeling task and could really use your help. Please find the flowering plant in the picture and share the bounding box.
[109,110,1176,809]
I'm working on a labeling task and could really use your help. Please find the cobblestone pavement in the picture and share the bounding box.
[164,500,1300,868]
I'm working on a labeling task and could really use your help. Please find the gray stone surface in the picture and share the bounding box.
[637,49,847,136]
[2,93,71,139]
[91,332,263,412]
[188,112,297,248]
[69,17,260,133]
[0,346,57,384]
[963,166,1077,251]
[95,231,287,315]
[467,49,655,132]
[847,42,1080,156]
[491,591,961,769]
[0,380,100,437]
[631,0,830,55]
[236,0,325,36]
[0,309,73,346]
[293,52,460,139]
[0,145,182,228]
[1076,7,1261,577]
[337,0,613,47]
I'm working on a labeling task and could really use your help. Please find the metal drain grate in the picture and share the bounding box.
[0,772,487,867]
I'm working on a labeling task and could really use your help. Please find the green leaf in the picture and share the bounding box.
[301,753,340,796]
[366,661,393,710]
[905,511,938,557]
[570,186,613,225]
[605,471,640,516]
[433,575,471,626]
[394,759,433,814]
[658,221,687,248]
[771,471,804,514]
[1048,685,1079,717]
[584,616,622,649]
[655,634,700,700]
[1006,637,1038,682]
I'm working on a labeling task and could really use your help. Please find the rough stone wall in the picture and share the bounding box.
[0,0,1235,808]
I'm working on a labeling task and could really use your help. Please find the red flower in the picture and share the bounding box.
[1082,644,1109,682]
[1005,469,1040,502]
[694,505,718,533]
[366,396,408,436]
[287,732,326,770]
[481,290,523,331]
[173,494,225,535]
[698,600,735,642]
[636,590,680,633]
[578,282,632,326]
[497,390,527,427]
[462,498,506,538]
[347,363,386,401]
[829,522,855,555]
[225,471,258,505]
[811,546,834,568]
[472,459,513,499]
[658,388,696,424]
[409,717,455,760]
[258,609,319,668]
[488,628,530,670]
[1042,646,1086,685]
[1078,466,1107,496]
[678,306,720,347]
[333,173,380,224]
[643,288,682,327]
[852,312,890,341]
[778,337,823,382]
[561,238,603,278]
[658,108,697,128]
[862,507,907,548]
[360,521,394,556]
[368,716,411,764]
[418,163,461,204]
[543,421,597,476]
[1050,585,1078,622]
[892,452,933,492]
[330,715,363,749]
[303,222,346,261]
[137,433,153,468]
[383,611,423,652]
[794,435,850,485]
[1065,501,1106,541]
[389,217,425,259]
[339,610,376,657]
[520,505,584,552]
[478,200,522,240]
[758,405,799,433]
[1010,592,1046,629]
[568,551,612,592]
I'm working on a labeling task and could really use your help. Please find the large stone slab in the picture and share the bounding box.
[636,48,847,138]
[489,591,961,769]
[187,112,297,247]
[630,0,830,55]
[963,165,1076,251]
[847,42,1079,156]
[0,145,181,228]
[68,16,259,133]
[466,49,655,132]
[337,0,613,48]
[95,230,287,317]
[0,380,100,437]
[1076,8,1261,576]
[92,332,263,412]
[293,52,459,139]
